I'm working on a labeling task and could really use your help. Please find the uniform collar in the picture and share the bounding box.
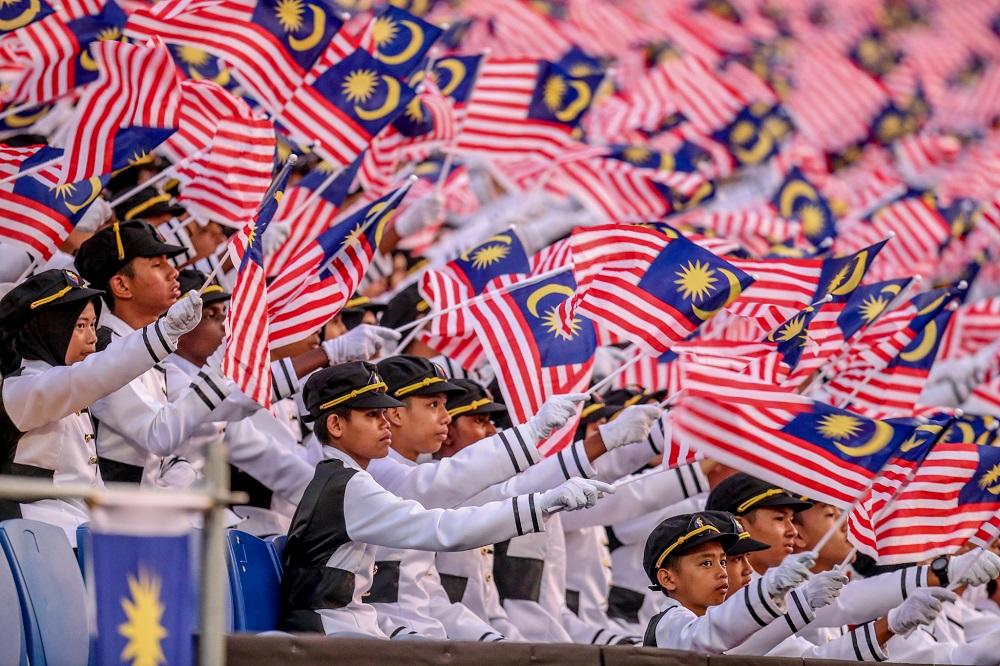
[386,447,416,467]
[322,445,364,472]
[163,353,199,376]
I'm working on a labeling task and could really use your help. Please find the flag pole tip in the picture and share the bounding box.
[988,421,1000,431]
[408,174,419,183]
[822,294,833,303]
[954,408,965,418]
[958,280,968,290]
[750,273,760,280]
[883,231,896,240]
[287,154,299,165]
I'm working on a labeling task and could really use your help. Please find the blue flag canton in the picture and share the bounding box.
[295,153,363,207]
[69,0,128,86]
[168,43,241,94]
[557,46,603,79]
[110,126,177,174]
[369,5,442,80]
[451,232,531,295]
[837,278,910,339]
[635,235,752,327]
[943,414,999,445]
[767,305,822,371]
[0,102,51,131]
[527,60,603,129]
[781,402,914,472]
[891,307,954,371]
[606,144,707,173]
[251,0,342,73]
[0,0,55,36]
[508,272,596,368]
[814,240,885,303]
[312,48,415,138]
[428,54,482,104]
[887,418,945,464]
[315,186,403,278]
[92,533,192,666]
[713,103,789,167]
[393,86,436,137]
[242,168,289,272]
[849,31,901,79]
[13,147,110,224]
[958,444,1000,506]
[772,167,836,246]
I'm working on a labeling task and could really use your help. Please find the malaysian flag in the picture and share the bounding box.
[4,0,128,106]
[674,365,918,508]
[267,156,363,276]
[223,166,290,408]
[770,167,837,247]
[0,144,109,260]
[573,229,754,356]
[125,0,346,115]
[365,5,441,79]
[453,57,603,161]
[157,78,257,164]
[939,296,1000,361]
[277,47,415,169]
[267,182,411,347]
[175,116,276,228]
[52,37,181,184]
[468,270,596,456]
[849,440,1000,564]
[0,0,56,36]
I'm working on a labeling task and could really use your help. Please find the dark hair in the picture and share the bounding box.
[988,578,998,598]
[101,258,137,312]
[313,406,353,446]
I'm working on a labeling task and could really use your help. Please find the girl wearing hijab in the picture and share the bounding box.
[0,269,203,545]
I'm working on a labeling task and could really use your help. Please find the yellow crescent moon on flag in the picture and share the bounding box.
[881,283,902,296]
[658,150,676,172]
[899,320,939,363]
[955,421,976,443]
[731,123,774,166]
[526,284,574,317]
[435,58,467,97]
[834,419,894,458]
[378,20,424,66]
[459,233,512,262]
[0,0,41,31]
[777,178,816,218]
[917,293,948,316]
[977,419,996,445]
[289,4,327,52]
[355,75,401,121]
[190,66,232,87]
[691,268,742,321]
[554,80,592,123]
[63,178,103,215]
[831,250,868,296]
[80,46,99,72]
[3,105,49,128]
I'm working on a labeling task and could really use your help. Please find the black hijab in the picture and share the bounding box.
[13,296,103,370]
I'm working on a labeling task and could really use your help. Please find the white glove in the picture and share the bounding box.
[75,197,112,233]
[539,477,615,514]
[949,549,1000,587]
[887,587,957,637]
[263,221,291,257]
[591,345,628,382]
[524,393,588,442]
[394,194,444,237]
[322,325,402,364]
[598,404,661,450]
[763,551,816,599]
[798,567,849,610]
[161,290,203,343]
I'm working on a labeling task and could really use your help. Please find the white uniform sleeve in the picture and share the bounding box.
[560,465,707,532]
[223,411,315,504]
[811,565,927,628]
[652,578,786,653]
[343,470,545,551]
[590,438,661,483]
[464,439,597,506]
[369,424,541,509]
[726,586,816,655]
[270,357,300,402]
[90,365,232,457]
[741,624,889,661]
[2,319,176,432]
[885,624,1000,664]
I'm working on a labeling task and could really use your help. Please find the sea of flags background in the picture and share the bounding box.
[5,0,1000,572]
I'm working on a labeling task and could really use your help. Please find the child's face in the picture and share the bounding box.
[657,540,729,616]
[724,553,755,597]
[744,507,798,573]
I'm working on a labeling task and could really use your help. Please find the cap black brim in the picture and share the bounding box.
[201,292,231,306]
[457,401,507,416]
[132,236,187,260]
[753,495,814,513]
[580,404,621,424]
[727,536,771,555]
[350,393,406,409]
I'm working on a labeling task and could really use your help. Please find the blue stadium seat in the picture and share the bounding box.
[225,529,281,632]
[0,519,90,666]
[75,523,92,577]
[265,534,286,577]
[0,552,28,666]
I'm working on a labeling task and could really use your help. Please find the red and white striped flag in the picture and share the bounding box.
[158,78,256,164]
[55,37,181,184]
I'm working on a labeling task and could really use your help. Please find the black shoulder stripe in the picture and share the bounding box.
[280,358,294,390]
[784,613,797,633]
[789,589,809,628]
[477,632,492,642]
[590,629,605,645]
[153,321,170,353]
[512,427,533,464]
[744,585,766,627]
[198,371,227,402]
[675,466,690,498]
[570,442,587,478]
[691,465,704,493]
[648,431,659,455]
[852,628,863,661]
[900,568,908,600]
[389,626,407,638]
[498,431,520,472]
[757,578,780,618]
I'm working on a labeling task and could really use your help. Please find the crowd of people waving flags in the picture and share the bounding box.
[5,0,1000,661]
